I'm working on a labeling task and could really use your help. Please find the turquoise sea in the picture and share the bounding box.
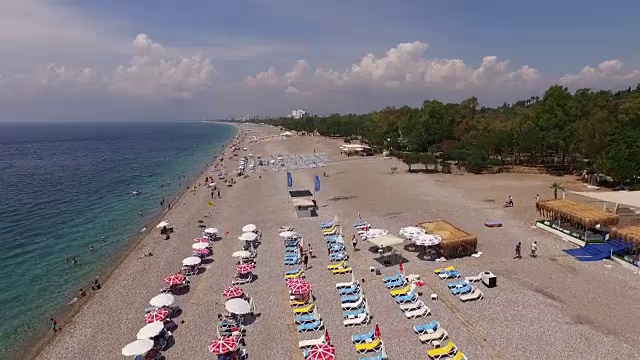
[0,121,235,356]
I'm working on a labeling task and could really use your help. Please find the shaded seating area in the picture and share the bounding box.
[535,199,618,245]
[608,226,640,267]
[417,221,477,259]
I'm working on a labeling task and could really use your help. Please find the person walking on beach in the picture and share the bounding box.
[50,318,58,333]
[514,242,522,259]
[352,235,358,251]
[535,194,540,203]
[308,244,314,258]
[302,252,309,270]
[530,241,538,258]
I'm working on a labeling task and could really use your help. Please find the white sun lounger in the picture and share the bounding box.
[419,327,448,343]
[343,312,370,327]
[460,287,484,302]
[336,273,356,289]
[404,303,430,319]
[464,273,482,282]
[298,333,326,349]
[341,296,365,310]
[399,299,423,312]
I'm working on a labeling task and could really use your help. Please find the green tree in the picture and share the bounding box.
[550,182,564,199]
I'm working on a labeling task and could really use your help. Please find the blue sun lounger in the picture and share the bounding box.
[297,319,323,333]
[338,283,359,296]
[285,267,301,275]
[447,280,468,289]
[383,272,403,283]
[395,291,418,304]
[414,319,438,334]
[451,283,472,295]
[340,293,361,303]
[385,277,406,289]
[351,326,375,344]
[343,306,366,318]
[330,252,348,262]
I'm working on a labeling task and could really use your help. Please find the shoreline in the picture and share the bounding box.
[19,123,239,360]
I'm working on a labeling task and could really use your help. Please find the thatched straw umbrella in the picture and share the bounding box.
[609,226,640,250]
[535,199,619,230]
[417,220,477,258]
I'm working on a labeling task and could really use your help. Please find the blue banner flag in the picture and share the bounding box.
[314,175,320,192]
[287,172,292,188]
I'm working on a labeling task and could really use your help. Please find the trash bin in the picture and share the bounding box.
[481,271,497,288]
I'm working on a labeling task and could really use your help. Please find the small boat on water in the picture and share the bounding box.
[132,190,142,196]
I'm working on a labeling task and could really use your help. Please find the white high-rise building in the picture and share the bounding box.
[291,109,308,119]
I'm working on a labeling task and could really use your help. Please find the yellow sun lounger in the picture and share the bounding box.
[293,302,314,314]
[434,266,455,274]
[285,270,304,279]
[290,296,310,307]
[332,266,352,274]
[427,341,456,359]
[449,351,467,360]
[327,261,345,270]
[389,284,411,297]
[354,336,381,353]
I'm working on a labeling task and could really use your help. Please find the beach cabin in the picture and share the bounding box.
[535,199,619,246]
[288,189,318,218]
[417,220,478,259]
[340,144,373,156]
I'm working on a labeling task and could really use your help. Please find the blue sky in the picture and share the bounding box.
[1,0,639,120]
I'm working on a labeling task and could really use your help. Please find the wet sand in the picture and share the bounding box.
[35,127,640,360]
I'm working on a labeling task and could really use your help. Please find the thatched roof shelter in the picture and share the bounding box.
[535,199,619,229]
[609,226,640,248]
[417,220,477,258]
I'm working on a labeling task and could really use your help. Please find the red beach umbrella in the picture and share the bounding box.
[307,344,336,360]
[288,280,311,295]
[194,248,209,255]
[324,329,331,345]
[207,336,238,354]
[194,237,209,243]
[236,263,253,275]
[222,286,243,299]
[144,308,169,324]
[164,273,185,286]
[286,277,307,286]
[374,323,381,338]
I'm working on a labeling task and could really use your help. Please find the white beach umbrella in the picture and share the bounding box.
[182,256,202,266]
[225,298,251,314]
[192,242,209,250]
[156,221,169,229]
[238,232,258,241]
[232,250,252,258]
[136,321,164,339]
[149,294,175,307]
[204,228,218,234]
[279,230,297,238]
[242,224,257,232]
[413,234,442,247]
[122,339,154,356]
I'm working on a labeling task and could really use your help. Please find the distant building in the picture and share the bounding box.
[291,109,308,119]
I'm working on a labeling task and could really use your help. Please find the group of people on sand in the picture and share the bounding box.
[514,241,538,259]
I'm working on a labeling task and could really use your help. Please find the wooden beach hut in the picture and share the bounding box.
[417,220,477,258]
[535,199,619,229]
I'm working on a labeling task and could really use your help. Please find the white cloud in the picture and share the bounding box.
[244,60,308,87]
[559,59,640,88]
[0,34,215,99]
[132,34,165,57]
[245,41,542,92]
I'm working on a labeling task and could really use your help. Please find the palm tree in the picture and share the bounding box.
[550,182,564,199]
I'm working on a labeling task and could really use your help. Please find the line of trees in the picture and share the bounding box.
[257,84,640,185]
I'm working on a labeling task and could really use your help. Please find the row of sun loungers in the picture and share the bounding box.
[434,267,484,302]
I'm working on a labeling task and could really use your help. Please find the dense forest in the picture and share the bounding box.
[257,84,640,186]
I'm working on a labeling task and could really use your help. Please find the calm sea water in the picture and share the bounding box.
[0,122,235,355]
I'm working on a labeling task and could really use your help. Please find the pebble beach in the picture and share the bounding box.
[33,123,640,360]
